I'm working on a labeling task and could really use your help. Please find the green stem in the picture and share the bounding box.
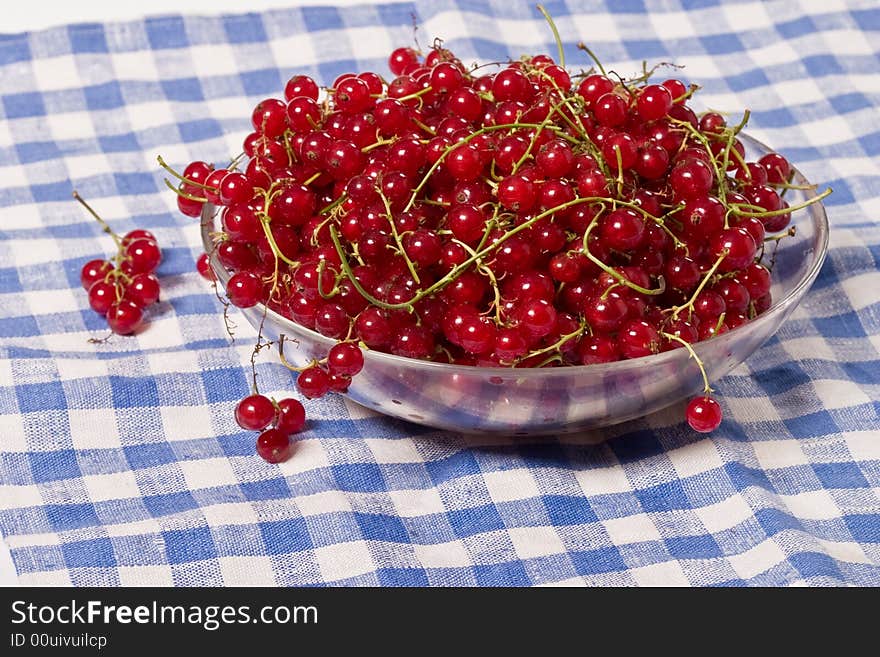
[661,332,712,394]
[537,4,565,68]
[73,191,122,248]
[670,251,726,320]
[582,221,666,296]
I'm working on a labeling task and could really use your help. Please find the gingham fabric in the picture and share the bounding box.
[1,0,878,587]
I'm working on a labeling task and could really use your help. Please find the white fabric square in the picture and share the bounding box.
[752,439,809,470]
[295,490,353,517]
[83,470,141,503]
[602,513,662,545]
[18,569,73,585]
[779,490,841,521]
[631,560,690,587]
[220,556,276,586]
[575,464,632,496]
[277,439,330,476]
[694,494,755,534]
[0,414,28,452]
[413,540,472,569]
[68,408,120,450]
[508,526,566,560]
[200,502,259,528]
[159,405,214,442]
[315,540,375,582]
[667,439,725,479]
[388,487,447,517]
[483,468,540,504]
[365,437,423,464]
[178,457,238,490]
[117,565,174,587]
[728,538,788,580]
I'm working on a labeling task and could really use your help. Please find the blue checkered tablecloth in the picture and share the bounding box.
[1,0,878,587]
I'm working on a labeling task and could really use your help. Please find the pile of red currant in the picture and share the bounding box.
[159,18,828,460]
[76,192,163,335]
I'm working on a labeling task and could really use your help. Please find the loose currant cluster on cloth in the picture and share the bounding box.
[76,192,163,335]
[164,8,828,455]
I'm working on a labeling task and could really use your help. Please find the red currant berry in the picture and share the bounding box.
[124,273,160,307]
[106,300,143,335]
[81,259,113,290]
[297,366,331,399]
[686,396,723,433]
[226,271,263,308]
[256,428,292,463]
[327,342,365,377]
[235,394,276,431]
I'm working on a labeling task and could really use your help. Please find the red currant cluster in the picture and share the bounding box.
[76,193,163,335]
[235,394,306,462]
[164,19,828,450]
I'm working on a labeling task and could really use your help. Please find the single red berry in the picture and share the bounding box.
[389,47,419,76]
[106,300,143,335]
[124,273,160,307]
[81,259,113,290]
[275,398,306,435]
[122,239,162,274]
[196,253,216,281]
[226,271,263,308]
[686,396,723,432]
[88,280,117,314]
[636,84,673,121]
[256,428,292,463]
[235,394,276,431]
[284,74,319,102]
[327,342,365,377]
[297,366,331,399]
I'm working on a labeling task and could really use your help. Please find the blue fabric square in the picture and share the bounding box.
[448,503,505,538]
[813,462,869,489]
[98,133,140,153]
[223,14,268,43]
[240,68,283,96]
[844,514,880,543]
[474,561,530,586]
[789,551,844,580]
[45,503,99,532]
[202,368,249,405]
[635,480,691,512]
[354,512,410,543]
[124,442,176,469]
[29,450,79,483]
[68,24,108,53]
[570,547,627,575]
[665,534,723,559]
[83,82,124,110]
[611,430,666,463]
[145,16,189,50]
[178,118,224,143]
[259,518,313,554]
[0,316,38,338]
[376,567,429,586]
[0,39,31,66]
[783,411,841,440]
[332,463,385,492]
[15,141,62,164]
[161,77,204,102]
[3,92,46,119]
[109,375,160,408]
[426,450,480,485]
[163,526,215,564]
[756,508,803,536]
[61,537,116,568]
[143,491,198,517]
[240,477,292,501]
[302,7,344,32]
[113,172,157,195]
[16,381,66,413]
[543,495,598,526]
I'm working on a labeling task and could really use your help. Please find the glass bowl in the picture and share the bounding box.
[201,133,829,435]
